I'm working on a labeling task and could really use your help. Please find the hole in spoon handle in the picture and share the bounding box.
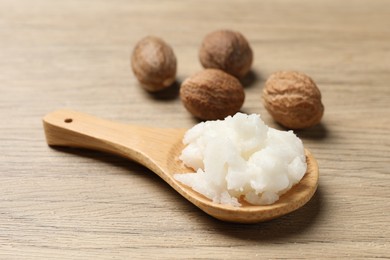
[42,109,144,158]
[42,109,185,169]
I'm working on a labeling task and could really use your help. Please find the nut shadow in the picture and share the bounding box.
[293,122,329,141]
[240,69,263,89]
[142,80,181,101]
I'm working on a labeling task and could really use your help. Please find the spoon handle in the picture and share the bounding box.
[43,109,184,172]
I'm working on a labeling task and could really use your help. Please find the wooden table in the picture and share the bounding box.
[1,0,389,258]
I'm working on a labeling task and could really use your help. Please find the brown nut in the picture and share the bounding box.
[199,30,253,78]
[131,36,177,92]
[262,71,324,129]
[180,69,245,120]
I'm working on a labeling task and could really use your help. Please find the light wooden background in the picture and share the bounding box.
[1,0,389,259]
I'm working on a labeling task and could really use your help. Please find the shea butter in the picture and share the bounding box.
[174,113,307,206]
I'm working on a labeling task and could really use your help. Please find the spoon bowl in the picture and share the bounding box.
[43,109,319,223]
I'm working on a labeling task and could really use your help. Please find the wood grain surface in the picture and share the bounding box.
[0,0,389,259]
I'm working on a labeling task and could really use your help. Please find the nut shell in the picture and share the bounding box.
[131,36,177,92]
[180,69,245,120]
[262,71,324,129]
[199,30,253,78]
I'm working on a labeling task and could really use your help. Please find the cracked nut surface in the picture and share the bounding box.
[131,36,177,92]
[262,71,324,129]
[180,69,245,120]
[199,30,253,78]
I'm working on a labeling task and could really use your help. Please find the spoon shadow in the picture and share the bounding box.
[50,146,322,235]
[50,146,159,178]
[49,146,203,210]
[200,187,323,241]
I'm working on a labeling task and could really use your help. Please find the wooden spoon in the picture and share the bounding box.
[43,109,319,223]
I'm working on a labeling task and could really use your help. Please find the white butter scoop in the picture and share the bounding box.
[43,109,319,223]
